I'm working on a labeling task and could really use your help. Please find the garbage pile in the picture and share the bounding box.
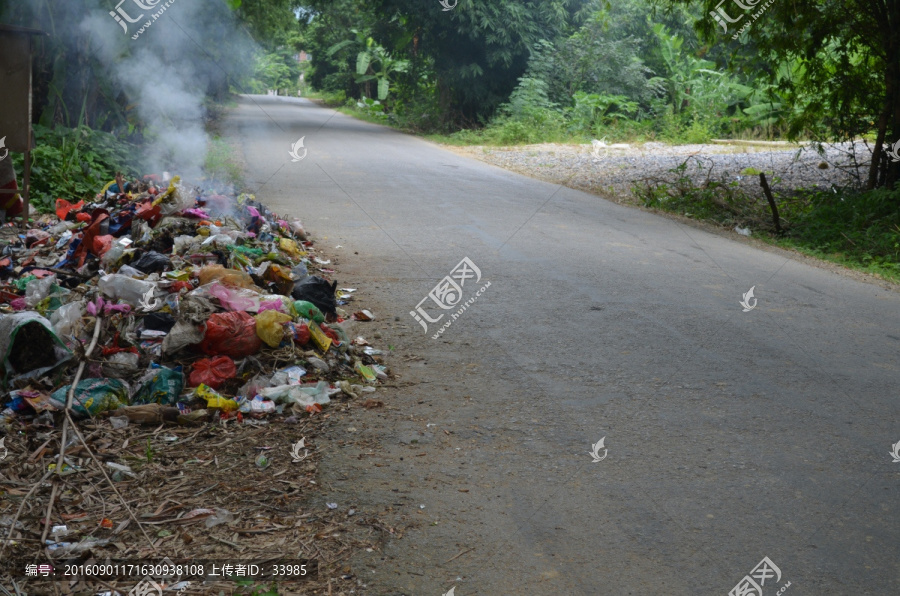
[0,173,386,433]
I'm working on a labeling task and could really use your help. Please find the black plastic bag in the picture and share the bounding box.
[132,251,172,274]
[291,275,337,316]
[143,313,176,333]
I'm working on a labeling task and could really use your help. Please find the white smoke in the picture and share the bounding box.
[42,0,257,180]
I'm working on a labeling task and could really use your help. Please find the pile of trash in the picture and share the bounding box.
[0,172,386,433]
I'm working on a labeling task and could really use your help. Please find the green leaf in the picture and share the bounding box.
[325,39,354,57]
[377,78,389,100]
[356,52,371,76]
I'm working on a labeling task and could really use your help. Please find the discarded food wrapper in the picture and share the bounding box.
[353,310,375,321]
[307,322,332,353]
[354,361,377,382]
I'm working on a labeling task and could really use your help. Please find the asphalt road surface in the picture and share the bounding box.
[228,95,900,596]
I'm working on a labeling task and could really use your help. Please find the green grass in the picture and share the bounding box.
[771,187,900,281]
[204,137,244,187]
[634,161,900,283]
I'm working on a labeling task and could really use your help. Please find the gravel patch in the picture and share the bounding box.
[446,140,875,202]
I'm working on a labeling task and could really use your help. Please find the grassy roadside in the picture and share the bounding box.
[632,161,900,283]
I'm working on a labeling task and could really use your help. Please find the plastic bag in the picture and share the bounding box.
[188,356,236,389]
[293,300,325,324]
[51,378,130,417]
[286,321,310,346]
[0,312,73,387]
[198,264,256,289]
[51,302,85,338]
[25,275,57,307]
[269,365,306,386]
[259,295,292,314]
[55,198,85,221]
[195,383,239,412]
[255,310,292,348]
[132,251,172,274]
[208,282,261,312]
[199,311,262,357]
[278,238,304,258]
[155,178,195,216]
[258,381,331,408]
[289,218,306,239]
[98,274,159,306]
[132,365,184,405]
[262,263,295,295]
[162,320,206,355]
[291,276,337,317]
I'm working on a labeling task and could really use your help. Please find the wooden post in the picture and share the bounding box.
[759,172,782,234]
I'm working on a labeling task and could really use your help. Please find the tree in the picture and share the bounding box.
[678,0,900,190]
[365,0,579,123]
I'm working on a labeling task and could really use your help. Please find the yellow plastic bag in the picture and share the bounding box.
[279,237,306,258]
[255,310,293,348]
[195,384,238,412]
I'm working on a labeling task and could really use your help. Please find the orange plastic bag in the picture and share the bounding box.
[198,264,256,289]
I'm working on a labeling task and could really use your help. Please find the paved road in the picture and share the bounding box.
[229,95,900,596]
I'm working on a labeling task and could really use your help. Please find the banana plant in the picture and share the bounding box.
[327,30,409,101]
[355,45,409,101]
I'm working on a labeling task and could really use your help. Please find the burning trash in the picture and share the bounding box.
[0,172,386,427]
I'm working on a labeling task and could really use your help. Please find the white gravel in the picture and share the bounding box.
[447,140,875,201]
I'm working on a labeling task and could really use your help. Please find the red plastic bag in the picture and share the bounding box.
[55,198,85,220]
[198,311,262,358]
[93,234,114,257]
[320,323,340,344]
[188,356,236,389]
[287,322,310,346]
